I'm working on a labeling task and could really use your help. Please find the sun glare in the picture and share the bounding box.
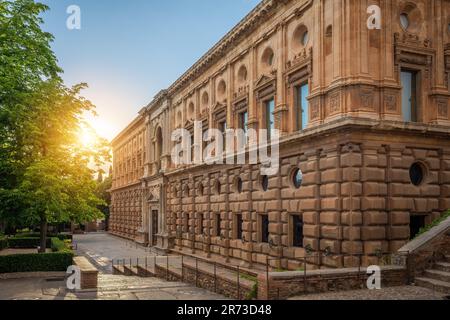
[78,125,97,149]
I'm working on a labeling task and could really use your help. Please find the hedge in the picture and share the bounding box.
[0,252,74,273]
[15,233,73,241]
[0,238,7,251]
[7,237,51,249]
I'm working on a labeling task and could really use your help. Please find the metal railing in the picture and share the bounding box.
[111,254,253,300]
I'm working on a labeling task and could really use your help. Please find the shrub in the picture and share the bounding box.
[415,210,450,239]
[51,237,69,252]
[0,252,74,273]
[0,238,7,251]
[7,237,51,249]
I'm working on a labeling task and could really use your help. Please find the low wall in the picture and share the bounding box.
[257,266,407,300]
[154,263,181,281]
[397,216,450,281]
[182,263,253,300]
[73,256,98,290]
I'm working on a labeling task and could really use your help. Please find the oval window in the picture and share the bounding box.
[301,31,309,46]
[400,13,410,30]
[292,168,303,189]
[409,162,425,186]
[261,175,269,191]
[236,178,243,194]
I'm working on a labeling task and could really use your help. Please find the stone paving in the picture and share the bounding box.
[0,274,227,300]
[0,233,227,300]
[289,285,447,300]
[73,232,155,273]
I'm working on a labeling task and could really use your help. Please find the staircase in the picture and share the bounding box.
[415,255,450,295]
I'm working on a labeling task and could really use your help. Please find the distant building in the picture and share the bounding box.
[110,0,450,269]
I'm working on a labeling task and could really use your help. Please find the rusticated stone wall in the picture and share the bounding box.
[166,127,450,270]
[257,265,408,300]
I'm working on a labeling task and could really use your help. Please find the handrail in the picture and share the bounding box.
[398,216,450,254]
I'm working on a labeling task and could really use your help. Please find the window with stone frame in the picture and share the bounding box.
[198,213,204,235]
[264,98,275,141]
[234,213,243,240]
[259,214,270,243]
[215,213,222,237]
[290,214,304,248]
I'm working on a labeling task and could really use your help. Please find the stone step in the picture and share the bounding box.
[445,255,450,263]
[415,277,450,295]
[435,262,450,273]
[424,269,450,283]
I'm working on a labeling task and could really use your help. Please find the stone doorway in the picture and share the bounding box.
[151,210,159,246]
[410,214,425,239]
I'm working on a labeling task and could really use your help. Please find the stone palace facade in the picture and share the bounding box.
[110,0,450,270]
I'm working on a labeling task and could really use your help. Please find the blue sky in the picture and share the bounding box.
[40,0,260,140]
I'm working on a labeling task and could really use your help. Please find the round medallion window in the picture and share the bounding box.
[261,175,269,191]
[409,162,426,186]
[292,168,303,189]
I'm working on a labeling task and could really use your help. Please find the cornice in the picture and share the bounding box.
[166,0,288,96]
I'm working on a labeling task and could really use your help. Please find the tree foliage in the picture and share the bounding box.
[0,0,111,250]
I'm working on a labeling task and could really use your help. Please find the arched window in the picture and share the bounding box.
[262,47,275,68]
[237,65,248,83]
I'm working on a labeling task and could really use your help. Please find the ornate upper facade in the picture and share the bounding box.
[110,0,450,269]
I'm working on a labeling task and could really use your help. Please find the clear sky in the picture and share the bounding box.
[40,0,261,141]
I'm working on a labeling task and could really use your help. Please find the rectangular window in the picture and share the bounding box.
[219,121,227,149]
[401,70,418,122]
[292,215,304,248]
[215,213,222,237]
[198,213,204,235]
[296,83,309,130]
[265,98,275,140]
[260,214,269,243]
[235,214,243,240]
[239,111,248,134]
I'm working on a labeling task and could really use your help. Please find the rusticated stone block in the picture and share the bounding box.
[341,240,363,254]
[320,212,339,225]
[361,168,385,182]
[341,211,363,226]
[388,226,410,240]
[364,211,388,225]
[363,241,388,254]
[320,239,340,252]
[390,212,410,225]
[390,197,414,210]
[303,212,319,224]
[343,226,361,240]
[303,225,320,237]
[343,197,361,210]
[321,169,339,183]
[341,152,362,167]
[363,182,387,196]
[320,184,338,197]
[341,182,362,196]
[321,226,341,239]
[361,226,386,240]
[361,197,385,210]
[342,168,360,181]
[321,198,339,210]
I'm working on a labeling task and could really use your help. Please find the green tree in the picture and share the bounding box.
[0,0,111,251]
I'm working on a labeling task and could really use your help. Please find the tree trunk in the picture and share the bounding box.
[39,216,47,253]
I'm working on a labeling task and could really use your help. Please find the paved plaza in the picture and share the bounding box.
[0,233,227,300]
